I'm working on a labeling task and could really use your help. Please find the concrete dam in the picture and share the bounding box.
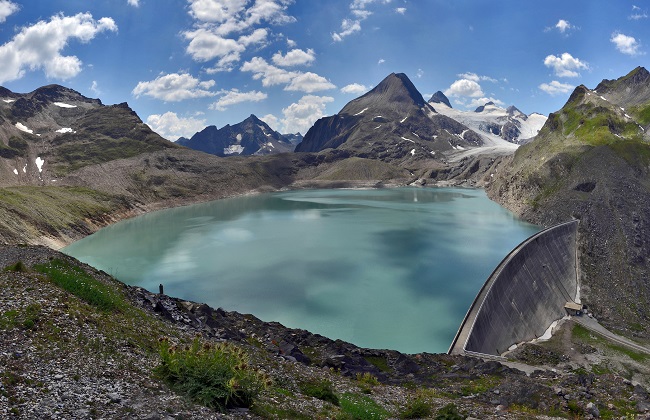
[449,220,579,357]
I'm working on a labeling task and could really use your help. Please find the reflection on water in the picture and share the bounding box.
[64,187,539,354]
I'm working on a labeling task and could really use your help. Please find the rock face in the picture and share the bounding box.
[295,73,482,162]
[487,66,650,337]
[0,84,175,183]
[432,98,547,145]
[177,114,293,157]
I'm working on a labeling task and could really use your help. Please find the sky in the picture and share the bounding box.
[0,0,648,141]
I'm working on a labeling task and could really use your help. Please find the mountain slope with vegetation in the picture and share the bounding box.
[487,66,650,337]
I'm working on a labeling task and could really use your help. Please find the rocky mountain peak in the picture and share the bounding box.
[30,84,102,106]
[347,72,426,111]
[474,102,496,113]
[428,91,452,108]
[594,67,650,107]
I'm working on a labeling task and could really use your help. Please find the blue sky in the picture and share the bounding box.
[0,0,648,140]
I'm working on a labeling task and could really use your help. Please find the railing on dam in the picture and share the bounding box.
[448,219,579,357]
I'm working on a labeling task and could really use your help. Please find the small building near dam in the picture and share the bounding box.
[449,219,579,357]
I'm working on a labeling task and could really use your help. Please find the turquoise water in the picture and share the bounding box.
[63,187,539,354]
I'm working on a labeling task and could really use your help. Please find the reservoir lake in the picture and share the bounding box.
[63,187,540,354]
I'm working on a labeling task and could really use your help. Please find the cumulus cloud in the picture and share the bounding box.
[0,0,19,23]
[341,83,368,95]
[132,73,217,101]
[280,94,334,134]
[184,0,295,71]
[539,80,574,96]
[611,32,643,56]
[543,53,589,78]
[458,72,497,83]
[242,56,335,93]
[445,79,484,98]
[209,88,267,111]
[127,0,140,6]
[332,0,393,42]
[272,48,315,67]
[467,97,504,108]
[146,112,207,141]
[0,13,117,84]
[395,7,406,14]
[90,80,101,95]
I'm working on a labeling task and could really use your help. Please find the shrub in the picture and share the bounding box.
[154,337,267,411]
[435,403,465,420]
[400,396,432,419]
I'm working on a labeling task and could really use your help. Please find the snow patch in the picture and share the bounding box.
[600,96,607,101]
[53,102,77,108]
[410,148,415,156]
[22,165,26,173]
[400,116,408,123]
[374,125,382,130]
[3,99,15,103]
[15,122,33,134]
[13,168,18,175]
[400,136,415,143]
[223,145,244,155]
[56,127,76,134]
[411,132,420,138]
[266,142,274,148]
[235,133,242,142]
[35,157,44,173]
[353,107,368,116]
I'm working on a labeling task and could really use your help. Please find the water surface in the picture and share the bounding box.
[64,187,539,354]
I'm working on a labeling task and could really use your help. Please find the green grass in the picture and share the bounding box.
[459,376,500,396]
[0,304,40,331]
[338,393,390,420]
[363,356,390,373]
[399,395,432,419]
[34,259,127,312]
[154,337,268,411]
[300,379,340,405]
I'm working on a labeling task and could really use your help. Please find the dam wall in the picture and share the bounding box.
[449,220,578,356]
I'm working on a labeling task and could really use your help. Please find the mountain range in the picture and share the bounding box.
[0,67,649,340]
[176,114,298,157]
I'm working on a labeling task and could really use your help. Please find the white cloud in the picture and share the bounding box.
[0,13,117,84]
[416,69,424,78]
[332,0,393,42]
[377,58,385,65]
[555,19,572,33]
[242,56,335,93]
[146,112,207,141]
[127,0,140,7]
[184,0,295,70]
[90,80,101,95]
[467,97,505,108]
[444,79,484,98]
[341,83,368,94]
[629,5,648,20]
[272,48,315,67]
[395,7,406,15]
[209,88,267,111]
[543,53,589,78]
[286,38,297,47]
[611,32,643,56]
[280,94,334,134]
[539,80,574,96]
[285,72,335,93]
[132,73,217,101]
[458,72,497,83]
[332,18,361,42]
[0,0,19,23]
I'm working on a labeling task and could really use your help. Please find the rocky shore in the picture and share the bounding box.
[1,245,649,419]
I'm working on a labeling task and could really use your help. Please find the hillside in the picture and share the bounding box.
[2,245,648,419]
[487,66,650,336]
[0,85,176,181]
